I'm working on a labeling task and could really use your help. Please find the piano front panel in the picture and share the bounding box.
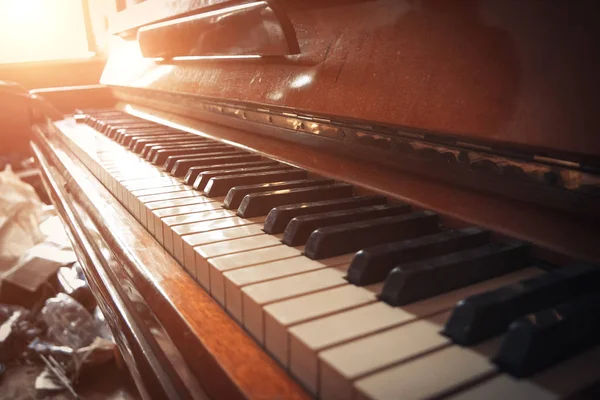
[33,108,600,400]
[102,0,600,158]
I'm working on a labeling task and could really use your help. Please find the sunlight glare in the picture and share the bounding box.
[0,0,91,63]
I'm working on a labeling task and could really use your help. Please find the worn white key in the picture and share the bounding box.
[447,347,600,400]
[170,216,265,259]
[145,196,212,212]
[319,311,451,400]
[181,225,265,270]
[140,195,210,243]
[288,267,541,394]
[243,264,351,344]
[224,254,353,323]
[131,185,187,221]
[162,209,236,254]
[264,284,380,366]
[204,240,295,295]
[138,190,199,204]
[354,340,500,400]
[122,177,180,210]
[150,202,222,236]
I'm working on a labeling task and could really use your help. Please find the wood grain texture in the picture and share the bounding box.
[123,103,600,265]
[35,127,310,400]
[102,0,600,159]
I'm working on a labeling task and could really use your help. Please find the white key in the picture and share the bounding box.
[131,185,187,221]
[224,254,353,323]
[138,190,200,204]
[162,209,236,254]
[131,185,188,197]
[150,202,222,236]
[181,225,266,271]
[447,347,600,400]
[264,284,380,366]
[288,268,541,394]
[354,340,500,400]
[204,240,296,295]
[135,191,202,227]
[242,264,350,344]
[319,311,451,400]
[170,216,265,259]
[144,196,212,212]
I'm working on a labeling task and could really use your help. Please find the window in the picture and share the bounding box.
[0,0,92,64]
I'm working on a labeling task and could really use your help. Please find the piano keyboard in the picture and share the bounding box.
[60,108,600,400]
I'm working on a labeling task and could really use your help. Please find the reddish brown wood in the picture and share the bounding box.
[125,103,600,264]
[102,0,600,159]
[36,127,310,400]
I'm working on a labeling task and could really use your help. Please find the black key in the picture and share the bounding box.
[263,195,387,234]
[205,169,308,197]
[238,183,356,219]
[170,154,262,177]
[493,292,600,377]
[147,141,222,160]
[142,138,206,158]
[304,211,439,260]
[283,203,411,246]
[347,227,490,286]
[565,379,600,400]
[118,128,181,145]
[130,134,196,151]
[189,162,282,187]
[153,146,238,166]
[224,179,334,210]
[187,161,280,186]
[111,125,167,139]
[110,124,162,139]
[443,263,600,346]
[379,241,531,306]
[103,120,150,135]
[97,118,142,130]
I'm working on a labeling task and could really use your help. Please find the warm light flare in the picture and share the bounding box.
[0,0,91,63]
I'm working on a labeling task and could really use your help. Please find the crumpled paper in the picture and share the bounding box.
[0,165,48,270]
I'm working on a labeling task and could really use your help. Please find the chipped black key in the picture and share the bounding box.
[304,211,439,260]
[493,292,600,377]
[347,227,490,286]
[204,169,308,197]
[189,162,282,187]
[283,203,411,246]
[263,195,387,234]
[170,153,261,177]
[444,263,600,345]
[380,241,531,306]
[238,183,355,219]
[223,179,334,210]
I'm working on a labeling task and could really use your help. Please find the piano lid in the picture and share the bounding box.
[101,0,600,165]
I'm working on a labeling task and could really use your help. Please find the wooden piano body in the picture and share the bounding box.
[30,1,600,399]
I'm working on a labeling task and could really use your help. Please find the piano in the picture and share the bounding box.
[25,1,600,399]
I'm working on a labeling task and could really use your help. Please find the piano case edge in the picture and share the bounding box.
[31,125,309,400]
